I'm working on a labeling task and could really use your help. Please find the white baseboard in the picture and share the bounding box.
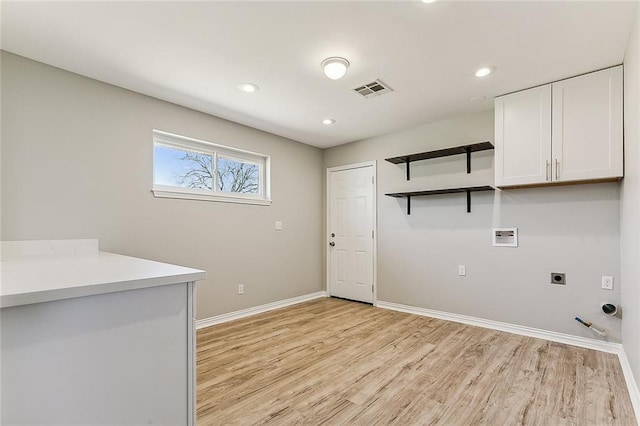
[618,347,640,422]
[375,300,622,354]
[196,291,328,329]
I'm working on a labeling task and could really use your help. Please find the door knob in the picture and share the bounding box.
[329,242,335,247]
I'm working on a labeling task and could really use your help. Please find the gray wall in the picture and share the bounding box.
[324,109,623,341]
[622,4,640,387]
[1,49,629,344]
[1,51,324,320]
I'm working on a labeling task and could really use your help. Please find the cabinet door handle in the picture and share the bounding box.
[555,159,560,179]
[546,160,550,181]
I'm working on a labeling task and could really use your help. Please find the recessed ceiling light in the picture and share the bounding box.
[322,118,336,125]
[321,57,350,80]
[470,96,487,103]
[237,83,259,93]
[475,67,494,78]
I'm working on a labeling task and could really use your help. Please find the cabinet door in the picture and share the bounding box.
[187,282,196,426]
[552,66,623,182]
[495,85,552,187]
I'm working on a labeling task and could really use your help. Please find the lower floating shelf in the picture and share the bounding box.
[385,185,495,215]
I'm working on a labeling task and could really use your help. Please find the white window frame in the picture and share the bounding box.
[152,130,271,205]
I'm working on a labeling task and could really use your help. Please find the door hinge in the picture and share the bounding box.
[372,230,374,238]
[372,285,374,293]
[372,176,374,185]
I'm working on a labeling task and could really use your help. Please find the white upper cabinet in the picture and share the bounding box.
[495,85,552,187]
[495,66,623,188]
[552,66,623,182]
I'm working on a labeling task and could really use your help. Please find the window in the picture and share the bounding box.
[152,130,270,205]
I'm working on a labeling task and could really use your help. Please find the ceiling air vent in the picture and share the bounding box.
[353,79,393,99]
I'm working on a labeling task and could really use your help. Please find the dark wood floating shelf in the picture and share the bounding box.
[386,185,495,215]
[385,141,494,180]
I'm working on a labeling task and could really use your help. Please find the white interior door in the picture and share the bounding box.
[328,164,375,303]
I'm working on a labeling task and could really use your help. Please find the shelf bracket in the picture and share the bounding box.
[405,158,411,181]
[466,147,471,174]
[466,190,471,213]
[407,195,411,215]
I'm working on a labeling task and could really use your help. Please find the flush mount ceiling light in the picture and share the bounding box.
[322,118,336,125]
[421,0,437,3]
[475,67,494,78]
[237,82,260,93]
[321,57,350,80]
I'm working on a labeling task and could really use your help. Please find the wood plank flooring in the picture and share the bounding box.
[197,298,636,425]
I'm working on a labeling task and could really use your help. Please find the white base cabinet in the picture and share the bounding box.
[495,66,623,187]
[0,241,205,426]
[2,283,196,425]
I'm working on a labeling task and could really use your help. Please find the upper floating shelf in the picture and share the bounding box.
[385,141,494,180]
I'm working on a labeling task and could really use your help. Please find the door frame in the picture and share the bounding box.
[326,161,377,304]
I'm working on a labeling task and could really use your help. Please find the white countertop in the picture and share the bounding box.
[0,251,206,308]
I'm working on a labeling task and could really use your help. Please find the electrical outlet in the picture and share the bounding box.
[458,265,466,276]
[601,276,613,290]
[275,221,283,230]
[238,284,244,295]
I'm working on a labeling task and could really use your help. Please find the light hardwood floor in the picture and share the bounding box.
[197,297,636,425]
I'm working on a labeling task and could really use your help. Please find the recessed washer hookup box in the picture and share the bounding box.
[493,228,518,247]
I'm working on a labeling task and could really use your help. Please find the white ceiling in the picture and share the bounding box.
[1,1,636,148]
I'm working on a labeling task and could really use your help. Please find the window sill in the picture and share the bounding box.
[151,188,271,206]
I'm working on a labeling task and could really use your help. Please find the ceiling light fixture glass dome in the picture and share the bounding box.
[321,57,350,80]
